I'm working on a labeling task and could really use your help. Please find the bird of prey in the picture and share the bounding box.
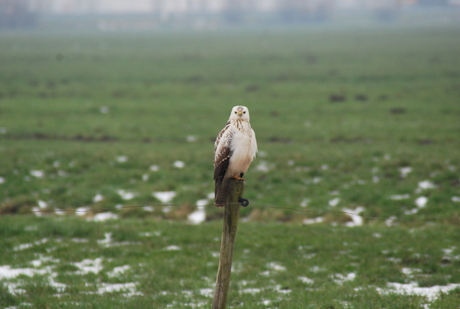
[213,106,257,206]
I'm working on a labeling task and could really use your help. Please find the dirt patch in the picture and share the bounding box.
[3,132,119,143]
[329,94,346,103]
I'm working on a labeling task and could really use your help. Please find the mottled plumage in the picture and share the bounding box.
[214,106,257,206]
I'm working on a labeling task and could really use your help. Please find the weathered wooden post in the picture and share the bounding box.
[212,178,246,309]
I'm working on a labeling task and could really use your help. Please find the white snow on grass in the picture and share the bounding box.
[240,288,262,294]
[153,191,176,203]
[37,200,48,209]
[188,199,209,224]
[186,135,197,142]
[143,206,154,212]
[0,265,50,280]
[415,196,428,208]
[0,176,5,184]
[385,216,397,227]
[91,212,118,222]
[266,262,286,271]
[188,207,206,224]
[74,258,103,275]
[415,180,437,194]
[149,164,159,171]
[328,197,340,207]
[399,167,412,178]
[300,198,310,207]
[255,161,271,172]
[199,288,214,298]
[303,217,324,224]
[30,170,44,178]
[98,232,112,245]
[452,196,460,202]
[116,156,128,163]
[342,206,365,227]
[377,282,460,302]
[406,196,429,214]
[0,264,65,295]
[93,193,104,203]
[164,245,181,251]
[298,276,314,285]
[117,189,136,200]
[173,160,185,168]
[13,238,49,251]
[332,273,356,285]
[32,207,45,217]
[389,194,411,200]
[417,180,437,190]
[98,282,142,296]
[55,209,66,215]
[107,265,131,278]
[76,207,90,216]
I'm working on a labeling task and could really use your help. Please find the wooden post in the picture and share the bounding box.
[212,178,245,309]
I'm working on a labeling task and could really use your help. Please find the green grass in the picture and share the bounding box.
[0,25,460,307]
[1,217,459,308]
[1,26,459,223]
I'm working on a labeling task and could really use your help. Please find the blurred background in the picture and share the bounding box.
[1,0,460,30]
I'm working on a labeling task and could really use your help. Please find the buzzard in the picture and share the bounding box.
[214,106,257,206]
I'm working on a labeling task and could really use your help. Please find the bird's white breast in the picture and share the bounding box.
[226,121,257,177]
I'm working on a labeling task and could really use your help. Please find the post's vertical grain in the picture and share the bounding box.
[212,178,244,309]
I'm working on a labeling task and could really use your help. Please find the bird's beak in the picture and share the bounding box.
[237,111,243,116]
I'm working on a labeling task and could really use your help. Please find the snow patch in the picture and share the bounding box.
[328,197,340,207]
[93,194,104,203]
[117,190,136,200]
[342,206,365,227]
[333,273,356,285]
[74,258,103,275]
[416,180,437,193]
[266,262,286,271]
[389,194,411,200]
[199,288,214,298]
[116,156,128,163]
[303,217,324,224]
[92,212,118,222]
[37,200,48,209]
[153,191,176,203]
[255,161,271,172]
[30,170,44,178]
[107,265,131,278]
[164,245,181,251]
[173,160,185,168]
[415,196,428,208]
[298,276,314,285]
[76,207,90,216]
[98,282,142,296]
[377,282,460,301]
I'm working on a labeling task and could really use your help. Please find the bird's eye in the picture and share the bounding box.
[243,111,246,114]
[234,111,237,114]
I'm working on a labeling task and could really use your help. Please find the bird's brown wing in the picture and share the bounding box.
[214,122,233,206]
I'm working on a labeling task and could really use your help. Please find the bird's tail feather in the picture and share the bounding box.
[214,177,228,207]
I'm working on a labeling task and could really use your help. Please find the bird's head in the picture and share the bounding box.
[229,106,250,122]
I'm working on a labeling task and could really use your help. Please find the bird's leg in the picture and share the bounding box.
[231,173,245,181]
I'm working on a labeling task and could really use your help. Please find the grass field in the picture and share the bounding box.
[1,24,460,308]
